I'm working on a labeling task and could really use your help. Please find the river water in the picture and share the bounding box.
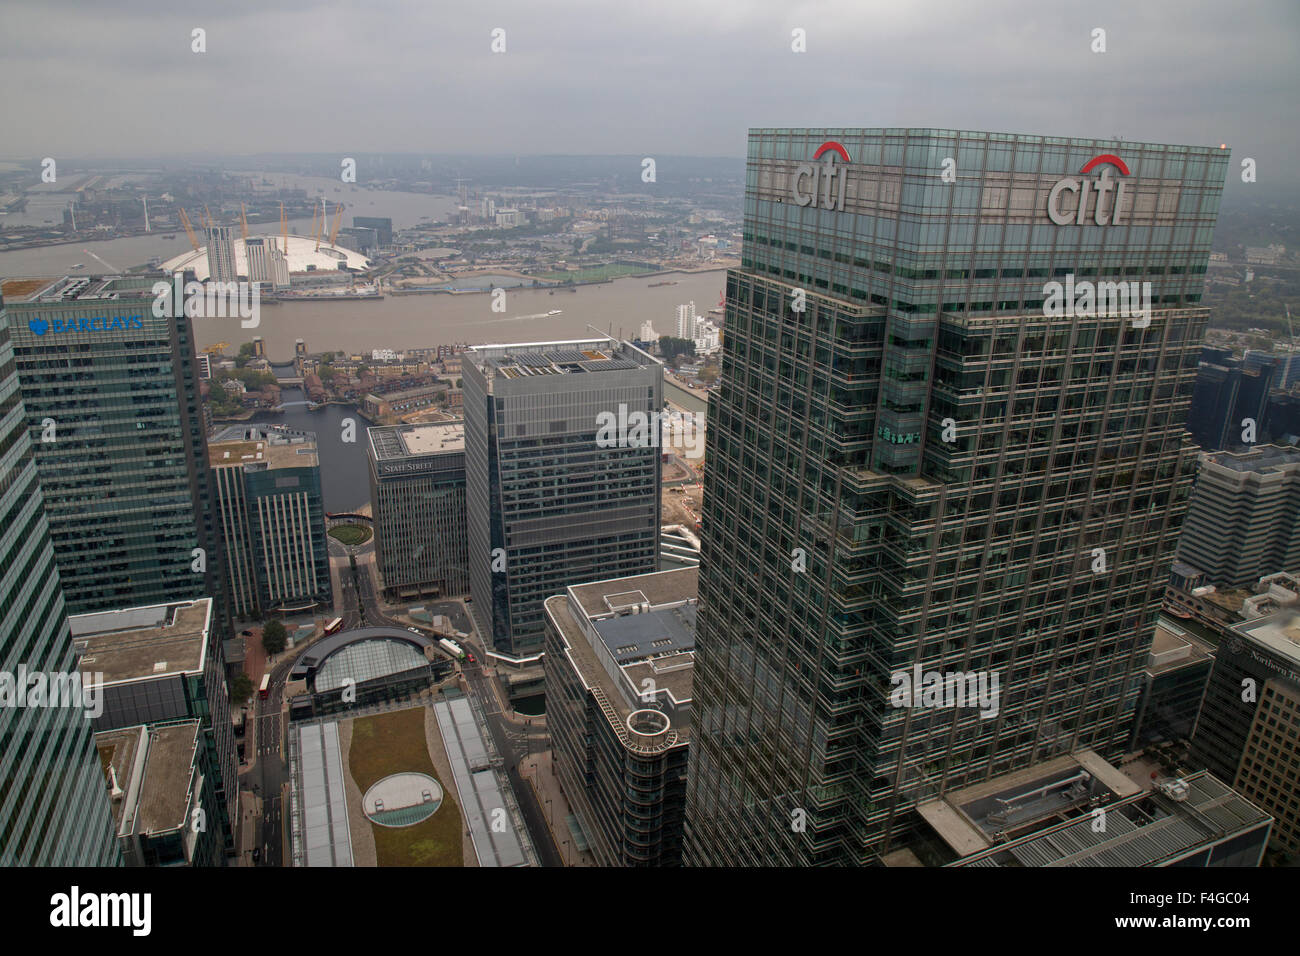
[235,389,374,513]
[194,270,726,359]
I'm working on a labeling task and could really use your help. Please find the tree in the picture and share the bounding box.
[261,619,287,655]
[454,378,462,389]
[229,673,254,706]
[659,336,696,362]
[236,342,257,368]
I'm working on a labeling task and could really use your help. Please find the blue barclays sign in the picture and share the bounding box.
[26,315,144,337]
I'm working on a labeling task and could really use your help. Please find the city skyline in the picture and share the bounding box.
[1,0,1298,903]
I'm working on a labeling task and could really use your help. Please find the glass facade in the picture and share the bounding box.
[0,298,120,866]
[6,275,230,633]
[544,599,689,866]
[464,341,663,656]
[685,129,1229,865]
[367,424,470,600]
[212,445,330,617]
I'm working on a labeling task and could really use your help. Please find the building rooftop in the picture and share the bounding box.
[1234,609,1300,669]
[1207,444,1300,475]
[545,567,697,748]
[1145,618,1216,676]
[209,435,318,469]
[97,722,201,838]
[947,771,1271,867]
[917,751,1142,856]
[369,421,465,461]
[1,274,163,303]
[71,600,211,686]
[467,338,660,380]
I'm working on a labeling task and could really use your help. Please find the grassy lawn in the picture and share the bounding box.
[329,524,372,546]
[348,707,464,866]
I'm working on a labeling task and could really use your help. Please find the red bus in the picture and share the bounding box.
[258,674,270,700]
[324,617,344,636]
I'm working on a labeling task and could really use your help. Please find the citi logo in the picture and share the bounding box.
[1047,154,1132,226]
[792,140,851,211]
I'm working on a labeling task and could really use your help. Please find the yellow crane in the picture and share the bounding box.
[178,208,200,252]
[240,202,249,240]
[328,202,344,247]
[200,341,230,355]
[204,205,213,229]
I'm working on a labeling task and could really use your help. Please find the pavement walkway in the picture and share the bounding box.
[518,749,595,867]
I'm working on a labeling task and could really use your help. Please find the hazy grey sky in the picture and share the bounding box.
[2,0,1297,176]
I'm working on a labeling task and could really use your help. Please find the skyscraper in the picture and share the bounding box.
[210,425,331,618]
[206,225,237,282]
[368,422,469,601]
[3,275,231,632]
[244,236,271,284]
[0,294,120,866]
[1176,444,1300,587]
[685,128,1227,865]
[463,338,663,656]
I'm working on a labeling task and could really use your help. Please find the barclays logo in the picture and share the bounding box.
[27,315,144,337]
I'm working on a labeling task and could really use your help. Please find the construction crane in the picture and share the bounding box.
[328,202,344,247]
[200,341,230,355]
[240,202,249,241]
[178,208,200,252]
[204,205,214,229]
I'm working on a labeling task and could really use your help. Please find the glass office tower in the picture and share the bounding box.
[463,339,663,657]
[3,274,230,633]
[685,129,1228,865]
[0,296,120,866]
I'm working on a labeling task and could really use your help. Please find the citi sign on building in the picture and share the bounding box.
[752,128,1226,243]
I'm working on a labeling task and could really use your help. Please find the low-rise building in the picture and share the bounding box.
[72,598,238,860]
[1130,617,1216,748]
[97,722,226,867]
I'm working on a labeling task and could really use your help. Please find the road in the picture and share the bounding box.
[332,546,563,866]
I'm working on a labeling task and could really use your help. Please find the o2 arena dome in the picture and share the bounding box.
[161,234,371,281]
